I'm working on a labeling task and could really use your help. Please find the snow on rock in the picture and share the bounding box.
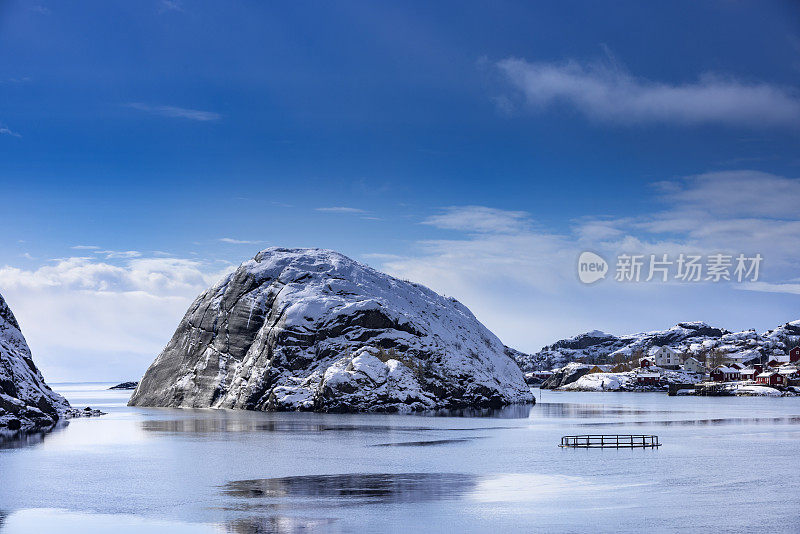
[515,320,800,372]
[557,368,700,392]
[0,291,69,431]
[733,385,783,397]
[129,248,533,413]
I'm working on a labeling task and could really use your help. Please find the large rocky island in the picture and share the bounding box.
[130,248,533,412]
[0,292,70,432]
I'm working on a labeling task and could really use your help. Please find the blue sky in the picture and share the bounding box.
[1,0,799,380]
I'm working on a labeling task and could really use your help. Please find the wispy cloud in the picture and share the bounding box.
[92,250,142,259]
[71,245,101,250]
[128,103,221,121]
[316,207,366,214]
[218,238,267,245]
[380,171,800,350]
[0,125,21,138]
[159,0,183,12]
[739,282,800,296]
[496,57,800,127]
[0,77,31,84]
[424,206,531,234]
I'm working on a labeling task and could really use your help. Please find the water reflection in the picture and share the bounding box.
[140,418,439,434]
[221,473,477,504]
[535,402,682,418]
[0,423,67,450]
[0,509,219,533]
[580,416,800,427]
[372,437,480,447]
[423,404,534,419]
[140,415,519,436]
[226,516,338,534]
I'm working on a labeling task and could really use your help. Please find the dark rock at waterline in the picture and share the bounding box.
[109,381,139,390]
[130,248,533,413]
[65,407,106,418]
[0,292,69,431]
[541,363,591,389]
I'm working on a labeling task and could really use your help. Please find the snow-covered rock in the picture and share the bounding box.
[516,320,800,372]
[129,248,533,412]
[0,292,69,431]
[558,368,701,392]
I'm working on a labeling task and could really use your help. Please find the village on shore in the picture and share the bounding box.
[527,345,800,397]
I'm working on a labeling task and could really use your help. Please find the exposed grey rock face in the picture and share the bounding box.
[0,292,69,431]
[130,248,533,413]
[540,363,591,389]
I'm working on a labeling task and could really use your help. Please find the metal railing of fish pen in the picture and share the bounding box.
[559,435,660,448]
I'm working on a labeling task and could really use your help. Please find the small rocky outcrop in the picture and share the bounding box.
[109,381,139,390]
[0,292,69,432]
[129,248,533,413]
[541,363,591,389]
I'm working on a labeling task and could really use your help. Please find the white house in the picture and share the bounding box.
[651,346,680,368]
[682,357,704,374]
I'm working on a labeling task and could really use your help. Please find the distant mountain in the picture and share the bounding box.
[0,292,69,431]
[513,320,800,372]
[130,248,533,412]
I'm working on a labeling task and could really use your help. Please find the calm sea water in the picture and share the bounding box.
[1,384,799,533]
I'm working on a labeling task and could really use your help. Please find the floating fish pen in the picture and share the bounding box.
[559,434,661,449]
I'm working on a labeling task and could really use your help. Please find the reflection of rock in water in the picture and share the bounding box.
[222,473,477,504]
[373,438,478,447]
[0,422,67,449]
[227,516,338,534]
[139,417,442,435]
[430,404,533,419]
[579,416,800,427]
[535,403,676,419]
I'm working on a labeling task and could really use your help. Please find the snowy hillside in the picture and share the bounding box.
[130,248,533,412]
[0,292,69,431]
[514,320,800,372]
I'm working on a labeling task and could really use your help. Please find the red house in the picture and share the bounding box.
[640,358,654,369]
[740,368,758,381]
[791,346,800,363]
[710,366,740,382]
[756,372,785,386]
[636,372,661,386]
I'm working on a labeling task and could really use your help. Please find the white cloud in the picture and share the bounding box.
[316,207,365,214]
[0,256,234,380]
[93,249,142,259]
[379,171,800,352]
[424,206,531,234]
[127,103,221,121]
[218,238,267,245]
[159,0,183,12]
[0,125,21,138]
[496,57,800,127]
[71,245,101,250]
[739,282,800,295]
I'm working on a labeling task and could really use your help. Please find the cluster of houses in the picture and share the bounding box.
[534,345,800,389]
[639,345,800,387]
